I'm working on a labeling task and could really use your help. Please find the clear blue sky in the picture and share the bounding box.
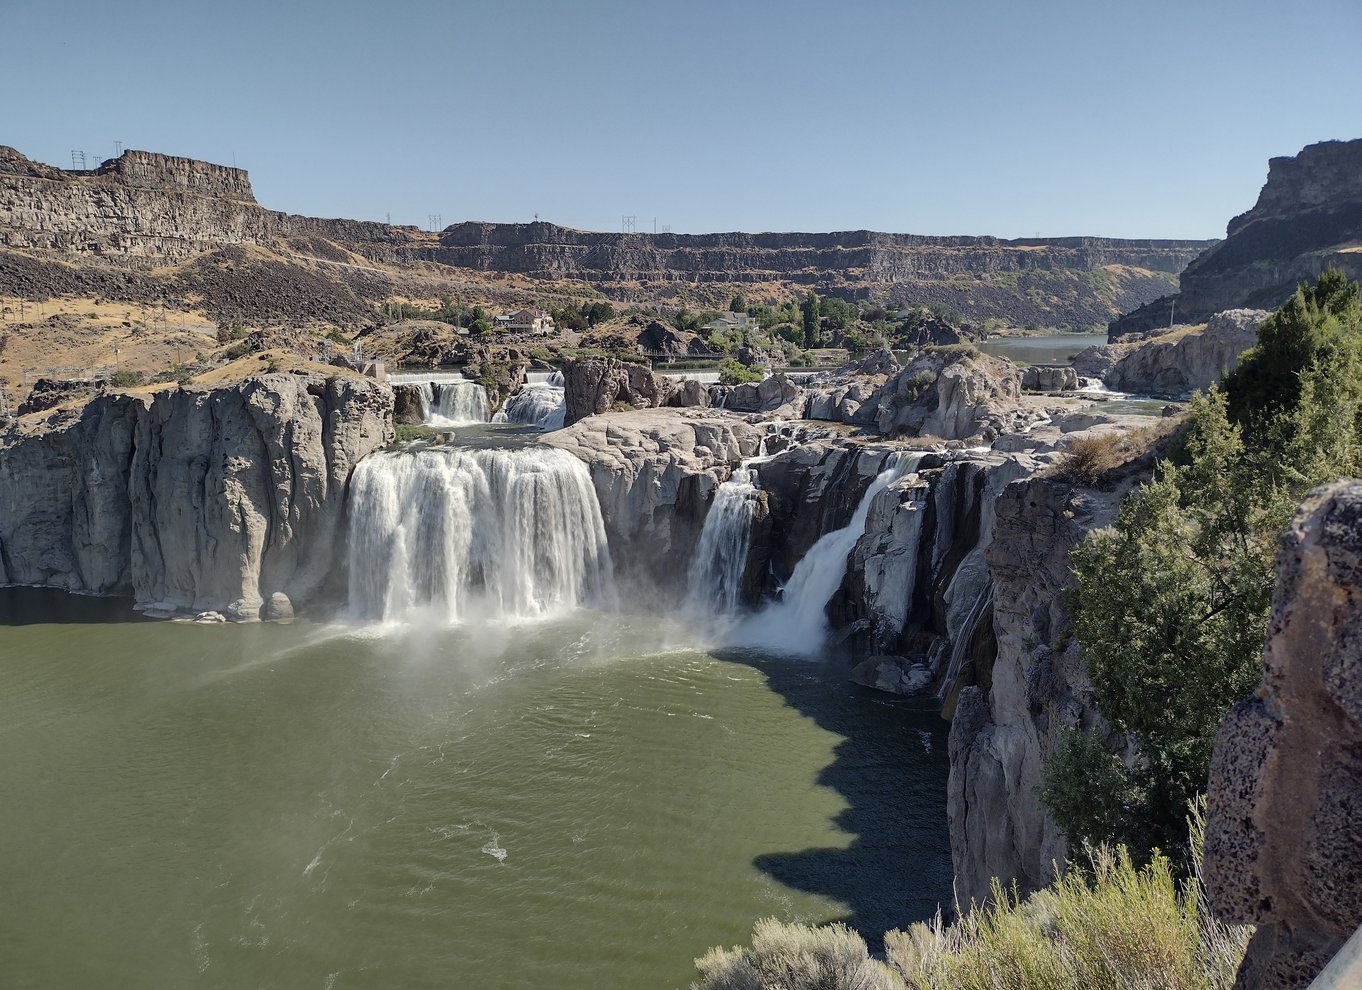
[3,0,1359,239]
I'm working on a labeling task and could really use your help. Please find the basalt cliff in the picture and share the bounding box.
[0,372,391,618]
[1112,138,1362,337]
[0,145,1208,330]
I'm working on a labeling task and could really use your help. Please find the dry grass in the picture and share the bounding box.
[1052,421,1182,486]
[692,806,1249,990]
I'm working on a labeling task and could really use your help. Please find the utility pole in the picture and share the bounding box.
[114,140,123,157]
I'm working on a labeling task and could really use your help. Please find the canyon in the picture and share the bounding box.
[4,135,1361,989]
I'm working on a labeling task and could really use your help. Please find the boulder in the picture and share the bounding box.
[561,356,676,425]
[262,591,294,623]
[1021,366,1079,392]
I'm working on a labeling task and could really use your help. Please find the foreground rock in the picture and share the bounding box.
[1205,480,1362,989]
[0,373,392,616]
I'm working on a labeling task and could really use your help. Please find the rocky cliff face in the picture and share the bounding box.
[0,145,1208,331]
[544,409,764,590]
[433,220,1204,283]
[0,146,421,261]
[1111,139,1362,337]
[0,373,392,617]
[1205,480,1362,990]
[1076,308,1267,397]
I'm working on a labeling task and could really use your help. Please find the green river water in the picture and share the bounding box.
[0,589,951,989]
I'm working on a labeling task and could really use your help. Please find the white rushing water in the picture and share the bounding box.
[418,381,491,427]
[729,452,923,655]
[493,371,566,431]
[684,455,770,615]
[348,444,614,623]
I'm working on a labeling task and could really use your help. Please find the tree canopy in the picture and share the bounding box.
[1044,270,1362,861]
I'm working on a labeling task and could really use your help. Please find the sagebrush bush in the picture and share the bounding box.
[693,817,1249,990]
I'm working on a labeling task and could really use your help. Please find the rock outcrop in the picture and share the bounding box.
[1205,480,1362,989]
[1111,139,1362,337]
[0,373,392,616]
[544,409,765,588]
[948,469,1146,904]
[1076,308,1267,397]
[561,357,682,424]
[834,452,1040,696]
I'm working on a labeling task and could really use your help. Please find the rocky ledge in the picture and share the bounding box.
[0,373,392,618]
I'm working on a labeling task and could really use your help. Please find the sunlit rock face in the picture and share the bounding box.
[1205,480,1362,990]
[0,373,392,617]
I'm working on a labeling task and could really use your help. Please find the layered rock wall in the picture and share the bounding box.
[0,373,392,616]
[1112,139,1362,336]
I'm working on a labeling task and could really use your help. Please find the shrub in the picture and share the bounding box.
[694,807,1248,990]
[1054,433,1126,485]
[718,359,763,385]
[693,919,902,990]
[108,370,144,389]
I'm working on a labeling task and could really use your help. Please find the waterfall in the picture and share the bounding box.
[347,444,614,623]
[493,371,566,431]
[684,457,768,614]
[733,452,923,655]
[420,380,490,427]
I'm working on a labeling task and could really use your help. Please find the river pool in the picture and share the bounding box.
[0,590,951,989]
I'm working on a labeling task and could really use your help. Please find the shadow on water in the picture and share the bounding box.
[0,586,150,625]
[715,648,955,947]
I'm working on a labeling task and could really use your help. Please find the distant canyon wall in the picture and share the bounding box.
[0,145,1210,327]
[0,146,420,261]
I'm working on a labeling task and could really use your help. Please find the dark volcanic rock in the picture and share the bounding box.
[16,377,103,415]
[1111,139,1362,337]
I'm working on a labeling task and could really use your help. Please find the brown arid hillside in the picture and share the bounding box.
[0,144,1212,406]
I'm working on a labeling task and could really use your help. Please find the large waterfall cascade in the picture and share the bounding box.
[726,452,925,655]
[348,442,615,623]
[493,371,566,431]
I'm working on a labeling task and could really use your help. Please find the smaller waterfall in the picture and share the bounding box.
[734,452,924,655]
[420,380,490,427]
[684,455,769,614]
[348,444,614,623]
[493,371,566,431]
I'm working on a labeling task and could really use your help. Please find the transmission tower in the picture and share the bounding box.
[114,140,123,156]
[70,150,87,169]
[621,215,636,234]
[428,214,443,231]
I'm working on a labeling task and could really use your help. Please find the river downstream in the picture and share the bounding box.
[0,591,951,989]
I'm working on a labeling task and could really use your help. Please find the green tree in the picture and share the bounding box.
[718,358,763,385]
[1224,269,1361,439]
[1045,271,1362,862]
[801,290,821,349]
[729,293,747,313]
